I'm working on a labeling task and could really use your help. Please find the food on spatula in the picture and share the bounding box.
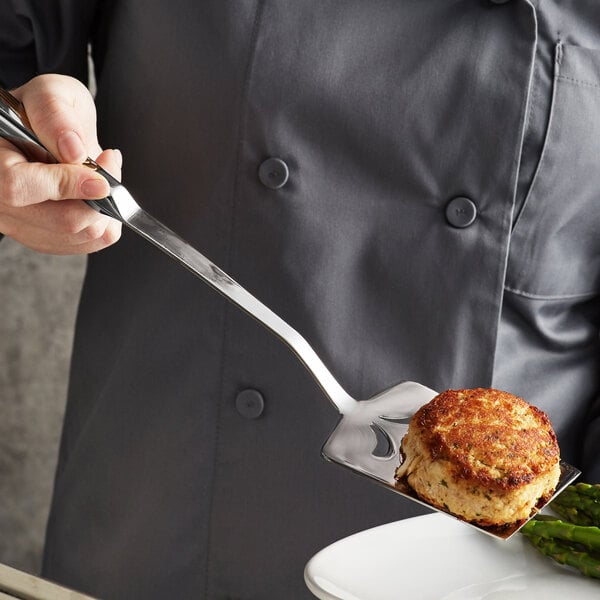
[394,387,561,527]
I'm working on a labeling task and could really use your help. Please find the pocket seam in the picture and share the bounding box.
[506,41,600,297]
[511,44,561,232]
[504,284,599,301]
[556,74,600,90]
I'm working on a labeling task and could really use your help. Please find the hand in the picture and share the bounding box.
[0,74,122,254]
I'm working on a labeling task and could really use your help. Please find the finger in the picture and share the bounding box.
[0,149,110,208]
[95,148,123,182]
[13,74,102,164]
[1,198,104,232]
[0,208,122,255]
[19,220,121,255]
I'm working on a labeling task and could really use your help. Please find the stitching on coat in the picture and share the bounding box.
[504,285,599,301]
[510,43,560,232]
[557,75,600,89]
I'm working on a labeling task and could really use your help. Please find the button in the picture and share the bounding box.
[235,389,265,419]
[258,157,289,189]
[445,197,477,228]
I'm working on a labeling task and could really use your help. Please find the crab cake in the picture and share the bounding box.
[394,388,561,527]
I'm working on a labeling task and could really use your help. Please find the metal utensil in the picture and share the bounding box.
[0,87,580,539]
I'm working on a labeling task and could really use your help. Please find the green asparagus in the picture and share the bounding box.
[520,516,600,551]
[551,503,596,526]
[571,483,600,501]
[552,485,600,526]
[521,532,600,579]
[520,482,600,581]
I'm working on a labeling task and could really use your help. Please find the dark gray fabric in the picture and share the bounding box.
[0,0,94,87]
[1,1,600,598]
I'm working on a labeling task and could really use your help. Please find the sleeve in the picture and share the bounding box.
[0,0,102,89]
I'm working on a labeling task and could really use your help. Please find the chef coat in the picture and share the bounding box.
[1,1,600,598]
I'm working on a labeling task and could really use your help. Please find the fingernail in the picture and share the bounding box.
[58,130,86,163]
[82,177,108,198]
[112,148,123,168]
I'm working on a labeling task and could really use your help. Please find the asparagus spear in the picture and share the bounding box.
[520,483,600,580]
[570,483,600,501]
[521,516,600,551]
[551,503,595,527]
[552,486,600,526]
[521,533,600,579]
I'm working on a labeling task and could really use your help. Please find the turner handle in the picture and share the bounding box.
[0,87,359,415]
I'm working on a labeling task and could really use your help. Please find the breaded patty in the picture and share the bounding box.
[394,388,561,527]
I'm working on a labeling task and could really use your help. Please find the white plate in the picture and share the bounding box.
[304,513,599,600]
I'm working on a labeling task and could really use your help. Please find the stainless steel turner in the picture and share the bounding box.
[0,87,580,539]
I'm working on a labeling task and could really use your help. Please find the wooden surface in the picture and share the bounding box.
[0,562,95,600]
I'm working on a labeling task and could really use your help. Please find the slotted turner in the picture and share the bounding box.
[0,88,580,539]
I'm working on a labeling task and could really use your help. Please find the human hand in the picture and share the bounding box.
[0,74,122,254]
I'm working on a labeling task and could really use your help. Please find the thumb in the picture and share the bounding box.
[15,74,103,165]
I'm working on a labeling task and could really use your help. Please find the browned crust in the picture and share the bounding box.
[409,388,560,491]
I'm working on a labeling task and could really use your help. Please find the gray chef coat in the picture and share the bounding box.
[1,1,600,598]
